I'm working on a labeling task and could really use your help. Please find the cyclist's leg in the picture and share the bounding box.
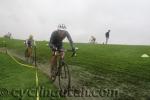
[106,37,109,44]
[25,48,28,57]
[106,37,108,44]
[60,51,65,60]
[26,47,31,62]
[50,55,57,67]
[59,47,65,65]
[51,50,58,64]
[50,51,58,76]
[28,47,33,63]
[60,51,65,66]
[25,48,28,61]
[58,50,66,78]
[59,44,65,59]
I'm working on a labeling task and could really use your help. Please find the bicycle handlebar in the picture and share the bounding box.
[53,47,78,57]
[66,47,78,57]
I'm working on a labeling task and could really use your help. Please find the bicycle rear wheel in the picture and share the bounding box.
[58,63,71,91]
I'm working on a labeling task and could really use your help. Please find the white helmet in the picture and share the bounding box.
[57,24,67,30]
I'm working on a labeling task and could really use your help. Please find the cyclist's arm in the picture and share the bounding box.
[25,40,28,47]
[66,32,74,50]
[33,40,36,47]
[49,32,55,49]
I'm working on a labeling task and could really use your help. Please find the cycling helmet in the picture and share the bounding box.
[29,35,33,40]
[57,24,67,30]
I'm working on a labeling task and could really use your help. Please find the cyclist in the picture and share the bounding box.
[49,24,75,78]
[24,35,36,62]
[90,36,96,44]
[105,30,110,44]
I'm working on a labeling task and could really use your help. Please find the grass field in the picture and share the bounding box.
[0,37,150,100]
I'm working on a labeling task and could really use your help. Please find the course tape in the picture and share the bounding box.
[8,52,34,68]
[6,51,40,100]
[36,69,39,100]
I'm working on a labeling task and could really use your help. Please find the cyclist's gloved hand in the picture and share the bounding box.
[52,46,57,51]
[72,47,76,52]
[49,44,56,50]
[71,47,76,57]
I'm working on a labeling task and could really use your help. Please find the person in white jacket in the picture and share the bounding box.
[24,35,36,63]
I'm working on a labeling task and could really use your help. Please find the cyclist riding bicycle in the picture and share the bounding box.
[49,24,75,77]
[24,35,36,62]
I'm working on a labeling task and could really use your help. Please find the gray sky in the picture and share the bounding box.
[0,0,150,45]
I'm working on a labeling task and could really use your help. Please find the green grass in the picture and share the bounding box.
[0,37,150,100]
[0,53,63,100]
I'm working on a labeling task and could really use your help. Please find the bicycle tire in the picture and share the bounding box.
[50,65,57,82]
[58,63,71,91]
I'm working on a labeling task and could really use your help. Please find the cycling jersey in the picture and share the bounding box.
[25,39,35,47]
[105,32,110,38]
[49,30,74,51]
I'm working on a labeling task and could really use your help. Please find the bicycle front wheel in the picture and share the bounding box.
[58,63,71,91]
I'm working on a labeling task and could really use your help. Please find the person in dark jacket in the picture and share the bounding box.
[49,24,75,79]
[105,30,110,44]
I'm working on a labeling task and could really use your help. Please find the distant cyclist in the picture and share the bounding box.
[89,36,96,44]
[105,30,110,44]
[24,35,36,63]
[49,24,75,78]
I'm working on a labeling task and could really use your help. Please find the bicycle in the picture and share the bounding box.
[50,48,77,90]
[25,46,35,64]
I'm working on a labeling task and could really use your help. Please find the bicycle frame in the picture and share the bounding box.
[50,48,77,90]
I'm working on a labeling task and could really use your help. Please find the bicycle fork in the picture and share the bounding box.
[59,59,67,78]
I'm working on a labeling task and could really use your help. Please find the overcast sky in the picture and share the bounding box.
[0,0,150,45]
